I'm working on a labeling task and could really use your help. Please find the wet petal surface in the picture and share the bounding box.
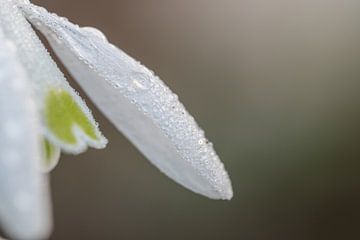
[21,3,233,199]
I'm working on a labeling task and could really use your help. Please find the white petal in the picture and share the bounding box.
[21,3,233,199]
[0,28,52,239]
[0,0,107,154]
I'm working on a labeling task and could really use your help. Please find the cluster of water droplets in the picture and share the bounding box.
[80,23,231,198]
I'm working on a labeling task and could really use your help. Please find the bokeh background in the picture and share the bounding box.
[30,0,360,239]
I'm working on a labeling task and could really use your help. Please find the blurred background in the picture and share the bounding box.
[30,0,360,239]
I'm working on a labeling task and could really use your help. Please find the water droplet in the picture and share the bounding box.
[129,72,153,91]
[82,26,108,42]
[198,138,206,145]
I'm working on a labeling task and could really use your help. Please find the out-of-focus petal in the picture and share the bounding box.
[41,138,61,173]
[0,0,107,155]
[0,27,52,240]
[21,3,233,199]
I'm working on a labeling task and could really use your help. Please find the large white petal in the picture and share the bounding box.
[0,28,52,239]
[21,3,233,200]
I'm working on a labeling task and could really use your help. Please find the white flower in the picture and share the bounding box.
[0,0,233,239]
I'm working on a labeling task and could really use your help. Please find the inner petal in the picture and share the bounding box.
[0,0,107,154]
[44,88,101,145]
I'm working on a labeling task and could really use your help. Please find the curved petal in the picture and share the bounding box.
[0,28,52,239]
[21,3,233,200]
[0,0,107,155]
[42,138,61,173]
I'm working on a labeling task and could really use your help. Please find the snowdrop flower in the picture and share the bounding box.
[0,0,232,239]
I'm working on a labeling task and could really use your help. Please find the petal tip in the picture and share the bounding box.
[221,184,234,200]
[212,173,234,200]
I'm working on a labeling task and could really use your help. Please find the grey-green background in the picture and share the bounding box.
[32,0,360,239]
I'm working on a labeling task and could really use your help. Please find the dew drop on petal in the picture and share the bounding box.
[82,26,108,42]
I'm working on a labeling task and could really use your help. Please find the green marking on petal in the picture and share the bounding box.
[42,138,60,172]
[44,88,106,152]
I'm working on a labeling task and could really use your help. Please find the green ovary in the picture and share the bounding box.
[44,88,100,145]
